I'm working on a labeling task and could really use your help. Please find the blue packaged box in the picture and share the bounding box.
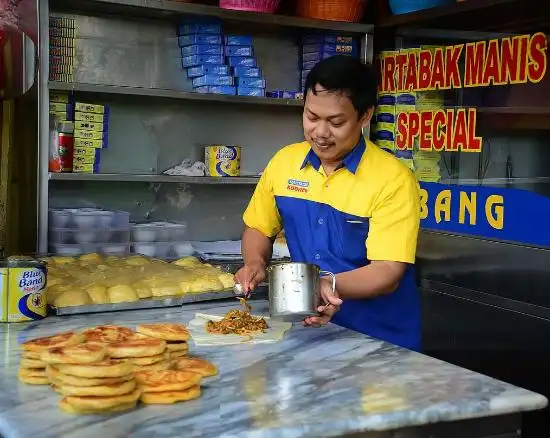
[225,35,253,46]
[194,86,237,95]
[181,44,224,56]
[192,75,234,87]
[181,54,225,68]
[178,34,223,47]
[237,77,266,88]
[237,87,265,97]
[233,67,261,78]
[302,43,358,57]
[302,51,341,64]
[302,35,354,45]
[187,64,231,78]
[302,60,319,70]
[267,90,300,99]
[227,56,257,67]
[225,45,254,57]
[178,23,222,36]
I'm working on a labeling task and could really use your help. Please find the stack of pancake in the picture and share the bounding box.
[42,342,140,414]
[17,322,218,413]
[19,331,85,385]
[135,323,191,361]
[107,336,170,372]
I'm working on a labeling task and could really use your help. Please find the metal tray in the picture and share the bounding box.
[49,289,235,316]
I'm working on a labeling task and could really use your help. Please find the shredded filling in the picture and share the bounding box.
[206,298,268,336]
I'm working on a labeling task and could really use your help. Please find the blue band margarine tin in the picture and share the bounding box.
[0,259,47,323]
[205,145,241,177]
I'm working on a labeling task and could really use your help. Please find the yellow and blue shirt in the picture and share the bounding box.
[243,136,421,350]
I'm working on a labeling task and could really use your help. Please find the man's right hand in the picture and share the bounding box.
[234,261,267,296]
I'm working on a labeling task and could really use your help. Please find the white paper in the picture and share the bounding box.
[188,312,292,346]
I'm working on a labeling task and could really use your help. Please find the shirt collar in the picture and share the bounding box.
[300,136,366,175]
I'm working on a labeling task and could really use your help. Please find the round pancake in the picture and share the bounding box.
[56,359,133,378]
[107,338,166,358]
[136,324,190,341]
[18,368,49,385]
[170,356,218,377]
[134,369,201,393]
[132,361,170,373]
[140,385,201,404]
[128,353,166,366]
[166,342,189,352]
[59,398,137,414]
[47,365,134,387]
[19,367,47,377]
[21,351,41,360]
[60,379,136,397]
[41,343,106,365]
[82,325,133,344]
[21,332,85,353]
[63,387,142,410]
[168,350,188,360]
[20,357,45,369]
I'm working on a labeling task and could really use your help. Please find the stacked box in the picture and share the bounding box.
[49,91,74,122]
[72,102,110,173]
[49,15,77,83]
[177,18,266,97]
[300,33,359,91]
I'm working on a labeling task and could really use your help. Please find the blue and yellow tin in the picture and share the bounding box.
[205,145,241,177]
[0,259,47,323]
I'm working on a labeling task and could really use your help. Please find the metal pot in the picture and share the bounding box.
[267,262,335,321]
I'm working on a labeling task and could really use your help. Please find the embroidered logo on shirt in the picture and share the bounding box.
[287,179,309,193]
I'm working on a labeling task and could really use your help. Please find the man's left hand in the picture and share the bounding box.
[303,276,343,327]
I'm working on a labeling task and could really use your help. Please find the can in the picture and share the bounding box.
[58,132,74,172]
[205,145,241,177]
[0,260,48,323]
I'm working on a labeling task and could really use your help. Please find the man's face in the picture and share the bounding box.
[303,85,371,165]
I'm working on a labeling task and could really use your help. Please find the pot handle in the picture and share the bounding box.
[320,270,336,293]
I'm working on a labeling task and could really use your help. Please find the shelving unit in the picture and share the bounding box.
[49,81,304,107]
[38,0,375,253]
[49,173,260,184]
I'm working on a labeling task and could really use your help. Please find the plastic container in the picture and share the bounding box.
[132,242,170,258]
[49,209,129,229]
[49,209,71,228]
[173,241,194,257]
[297,0,367,22]
[51,243,98,256]
[132,222,187,242]
[101,244,130,256]
[49,227,131,244]
[389,0,454,15]
[219,0,281,13]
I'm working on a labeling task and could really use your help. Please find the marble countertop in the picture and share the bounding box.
[0,300,546,438]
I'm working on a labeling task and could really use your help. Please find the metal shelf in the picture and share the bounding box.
[49,82,304,107]
[48,173,261,184]
[50,0,374,34]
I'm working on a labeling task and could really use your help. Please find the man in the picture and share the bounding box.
[235,55,421,351]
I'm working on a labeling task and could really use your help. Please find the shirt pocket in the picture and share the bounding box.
[338,216,370,264]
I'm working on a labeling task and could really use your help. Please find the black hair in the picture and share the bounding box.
[304,55,378,117]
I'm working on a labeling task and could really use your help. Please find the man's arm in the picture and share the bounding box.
[334,170,420,300]
[242,226,273,268]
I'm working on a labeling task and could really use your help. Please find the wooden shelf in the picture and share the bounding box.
[49,82,304,108]
[50,0,374,34]
[378,0,549,33]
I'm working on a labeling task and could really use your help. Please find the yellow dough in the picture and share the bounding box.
[50,256,76,265]
[79,253,102,263]
[124,256,151,266]
[87,285,109,305]
[132,281,152,299]
[107,285,139,303]
[217,272,235,289]
[188,276,224,293]
[172,256,201,268]
[54,290,92,308]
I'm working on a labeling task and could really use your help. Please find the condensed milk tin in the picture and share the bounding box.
[205,145,241,177]
[0,259,48,323]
